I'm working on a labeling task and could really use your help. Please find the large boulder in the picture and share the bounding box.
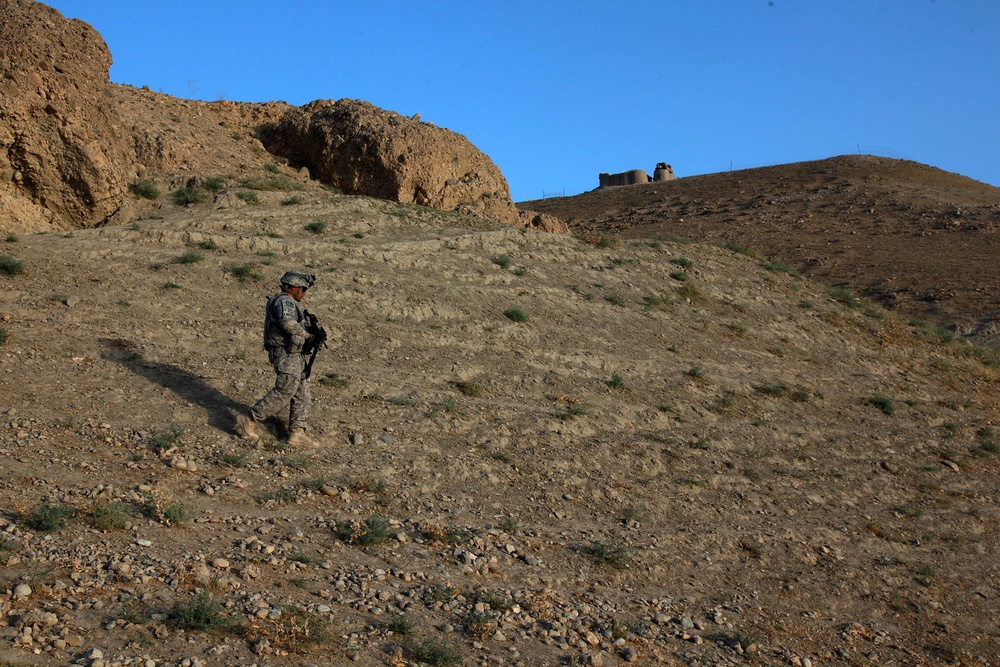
[0,0,136,232]
[259,99,522,224]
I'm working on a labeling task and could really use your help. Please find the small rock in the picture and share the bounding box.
[379,434,396,445]
[13,583,31,598]
[212,558,230,569]
[349,433,363,445]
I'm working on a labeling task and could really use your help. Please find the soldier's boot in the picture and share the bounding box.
[236,413,260,442]
[288,428,318,448]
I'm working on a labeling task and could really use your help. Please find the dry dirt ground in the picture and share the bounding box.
[0,189,998,667]
[519,156,1000,348]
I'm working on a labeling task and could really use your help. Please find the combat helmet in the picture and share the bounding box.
[279,269,315,289]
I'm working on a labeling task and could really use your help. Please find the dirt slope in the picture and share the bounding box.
[0,191,997,666]
[519,155,1000,347]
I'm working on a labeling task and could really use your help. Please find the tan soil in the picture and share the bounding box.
[0,189,997,666]
[519,155,1000,348]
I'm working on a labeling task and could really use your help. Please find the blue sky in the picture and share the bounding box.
[46,1,1000,201]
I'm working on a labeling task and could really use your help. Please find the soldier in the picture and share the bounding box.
[236,269,319,448]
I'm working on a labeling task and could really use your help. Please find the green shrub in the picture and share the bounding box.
[201,176,226,193]
[304,220,326,234]
[171,185,207,205]
[604,293,626,306]
[584,538,632,568]
[0,255,24,276]
[0,327,7,346]
[130,179,160,199]
[868,394,896,416]
[761,259,800,277]
[171,592,238,632]
[452,380,483,397]
[493,254,513,269]
[554,403,590,420]
[504,307,528,322]
[828,286,860,308]
[23,502,74,532]
[670,257,693,269]
[238,174,304,191]
[281,195,304,206]
[91,501,130,531]
[335,516,391,546]
[607,374,625,388]
[407,638,462,667]
[4,234,19,242]
[151,423,185,451]
[227,263,261,282]
[235,190,260,204]
[388,613,415,635]
[161,502,189,526]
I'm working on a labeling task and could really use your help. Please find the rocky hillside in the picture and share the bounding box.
[520,156,1000,348]
[0,191,997,666]
[0,0,561,234]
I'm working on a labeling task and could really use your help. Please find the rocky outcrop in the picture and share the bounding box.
[0,0,136,231]
[0,1,563,234]
[259,99,522,224]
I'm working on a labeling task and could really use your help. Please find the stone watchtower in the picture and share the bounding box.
[653,162,676,182]
[599,162,677,188]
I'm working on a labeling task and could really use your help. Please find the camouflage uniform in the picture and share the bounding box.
[249,291,312,430]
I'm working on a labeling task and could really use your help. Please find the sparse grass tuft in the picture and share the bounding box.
[388,612,415,635]
[161,502,189,526]
[304,220,326,234]
[23,502,74,532]
[171,591,239,632]
[493,254,513,269]
[226,263,262,282]
[761,259,800,276]
[584,538,632,568]
[130,179,160,199]
[867,394,896,416]
[607,374,626,389]
[171,250,204,265]
[407,638,462,667]
[235,190,260,204]
[604,293,626,306]
[554,403,591,420]
[828,285,860,308]
[670,256,693,269]
[0,327,7,346]
[335,515,391,546]
[504,307,528,322]
[201,176,226,193]
[151,423,185,451]
[171,185,207,205]
[318,372,350,388]
[754,382,789,397]
[451,380,483,397]
[91,501,130,531]
[220,451,250,468]
[0,255,24,276]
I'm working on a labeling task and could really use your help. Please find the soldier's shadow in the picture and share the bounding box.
[100,338,246,434]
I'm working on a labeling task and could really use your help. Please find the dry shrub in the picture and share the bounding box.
[246,607,330,653]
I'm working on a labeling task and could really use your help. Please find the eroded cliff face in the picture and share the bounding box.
[258,99,522,225]
[0,0,136,231]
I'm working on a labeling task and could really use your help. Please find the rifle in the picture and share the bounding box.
[301,309,328,379]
